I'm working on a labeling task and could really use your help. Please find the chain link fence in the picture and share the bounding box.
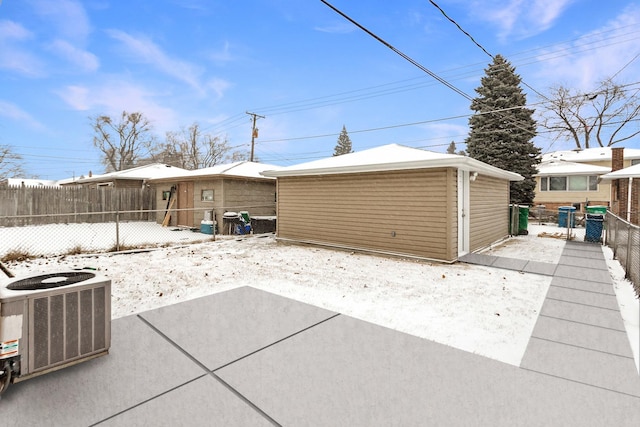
[0,209,220,260]
[605,211,640,298]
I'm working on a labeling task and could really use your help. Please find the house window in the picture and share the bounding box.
[549,176,567,191]
[540,175,598,191]
[162,190,171,201]
[201,189,214,202]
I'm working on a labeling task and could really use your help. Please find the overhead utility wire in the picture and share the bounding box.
[319,0,473,101]
[425,0,548,103]
[427,0,492,58]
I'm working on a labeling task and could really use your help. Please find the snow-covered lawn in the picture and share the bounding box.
[0,221,212,257]
[1,224,638,372]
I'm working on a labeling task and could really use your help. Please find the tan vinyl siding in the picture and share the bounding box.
[469,174,509,251]
[276,168,458,261]
[153,178,276,228]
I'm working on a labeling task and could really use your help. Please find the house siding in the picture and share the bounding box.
[533,158,639,211]
[153,178,276,231]
[469,175,509,251]
[276,168,458,261]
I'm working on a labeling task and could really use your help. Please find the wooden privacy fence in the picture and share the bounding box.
[0,186,156,226]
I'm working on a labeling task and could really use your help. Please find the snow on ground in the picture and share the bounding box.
[0,222,211,257]
[1,224,638,372]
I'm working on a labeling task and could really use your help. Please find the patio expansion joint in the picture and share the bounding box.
[538,313,627,333]
[136,313,283,426]
[545,297,620,312]
[135,312,342,427]
[212,312,342,372]
[549,283,616,297]
[529,336,635,360]
[89,375,208,427]
[519,366,640,400]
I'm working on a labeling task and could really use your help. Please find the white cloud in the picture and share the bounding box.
[314,21,356,34]
[0,100,45,129]
[106,29,207,93]
[0,20,43,76]
[0,20,33,41]
[469,0,575,39]
[56,80,178,133]
[534,4,640,91]
[47,39,99,72]
[206,77,232,100]
[209,40,234,64]
[29,0,92,41]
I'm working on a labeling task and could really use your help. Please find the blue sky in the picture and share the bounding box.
[2,0,640,179]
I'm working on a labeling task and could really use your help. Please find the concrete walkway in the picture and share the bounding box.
[3,243,640,426]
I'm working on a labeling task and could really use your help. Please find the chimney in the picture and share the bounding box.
[611,147,624,171]
[89,171,93,177]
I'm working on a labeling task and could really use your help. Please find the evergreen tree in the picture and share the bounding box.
[333,125,353,156]
[465,55,540,205]
[446,141,465,156]
[446,141,456,154]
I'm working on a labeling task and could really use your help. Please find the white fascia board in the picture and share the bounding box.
[262,157,523,181]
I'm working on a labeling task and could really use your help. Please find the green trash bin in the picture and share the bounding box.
[518,205,529,235]
[586,205,607,215]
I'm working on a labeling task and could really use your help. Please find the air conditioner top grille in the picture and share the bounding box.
[7,272,96,291]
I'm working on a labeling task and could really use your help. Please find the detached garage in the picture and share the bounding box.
[261,144,523,262]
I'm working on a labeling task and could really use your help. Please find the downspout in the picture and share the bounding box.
[627,177,633,222]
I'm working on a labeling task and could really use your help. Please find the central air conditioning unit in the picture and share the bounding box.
[0,271,111,396]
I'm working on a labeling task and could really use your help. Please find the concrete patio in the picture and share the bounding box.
[2,241,639,426]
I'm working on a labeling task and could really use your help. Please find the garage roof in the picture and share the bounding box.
[261,144,523,181]
[599,163,640,181]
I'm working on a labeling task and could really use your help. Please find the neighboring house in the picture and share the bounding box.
[0,178,60,188]
[534,146,640,212]
[534,160,611,211]
[261,144,523,263]
[147,161,280,232]
[599,148,640,224]
[61,164,189,189]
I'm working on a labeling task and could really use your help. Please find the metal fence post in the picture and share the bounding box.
[626,223,632,279]
[115,210,120,252]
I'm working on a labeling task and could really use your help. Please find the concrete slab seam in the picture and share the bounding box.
[549,283,617,297]
[539,313,627,333]
[137,314,211,373]
[208,371,281,427]
[88,375,208,426]
[529,336,635,360]
[137,314,281,425]
[519,366,640,399]
[545,297,620,312]
[212,313,342,372]
[519,262,556,276]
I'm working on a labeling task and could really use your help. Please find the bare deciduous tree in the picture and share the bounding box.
[163,123,230,170]
[91,111,156,172]
[0,144,25,179]
[540,79,640,149]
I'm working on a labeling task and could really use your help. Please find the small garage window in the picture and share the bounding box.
[162,190,171,200]
[201,189,214,202]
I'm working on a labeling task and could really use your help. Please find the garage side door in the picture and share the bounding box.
[469,175,509,251]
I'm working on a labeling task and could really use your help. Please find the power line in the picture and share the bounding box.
[319,0,473,101]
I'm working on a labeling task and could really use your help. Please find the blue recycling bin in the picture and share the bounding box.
[558,206,576,228]
[585,214,604,242]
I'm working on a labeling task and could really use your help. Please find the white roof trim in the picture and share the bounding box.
[599,163,640,181]
[261,144,523,181]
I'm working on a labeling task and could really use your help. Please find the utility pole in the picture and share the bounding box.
[246,111,265,162]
